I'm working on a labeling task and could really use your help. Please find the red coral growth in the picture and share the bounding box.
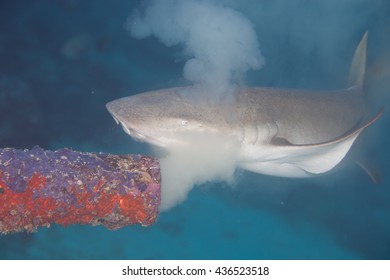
[0,171,155,234]
[0,172,53,232]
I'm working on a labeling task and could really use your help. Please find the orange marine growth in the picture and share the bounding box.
[0,147,161,234]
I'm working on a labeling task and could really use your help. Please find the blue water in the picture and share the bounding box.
[0,0,389,259]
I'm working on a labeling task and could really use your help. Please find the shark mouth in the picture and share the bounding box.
[112,117,166,148]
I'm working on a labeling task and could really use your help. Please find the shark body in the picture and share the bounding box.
[106,32,382,178]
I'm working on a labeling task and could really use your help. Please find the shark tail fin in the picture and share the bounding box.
[348,31,368,88]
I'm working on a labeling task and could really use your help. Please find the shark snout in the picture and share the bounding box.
[106,101,121,122]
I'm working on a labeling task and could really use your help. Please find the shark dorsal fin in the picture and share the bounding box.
[348,31,368,88]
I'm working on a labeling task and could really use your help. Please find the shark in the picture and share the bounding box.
[106,32,383,178]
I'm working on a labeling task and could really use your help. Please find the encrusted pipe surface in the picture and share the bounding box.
[0,147,160,234]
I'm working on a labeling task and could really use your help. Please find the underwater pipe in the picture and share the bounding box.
[0,147,160,234]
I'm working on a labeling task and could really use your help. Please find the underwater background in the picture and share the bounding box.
[0,0,389,259]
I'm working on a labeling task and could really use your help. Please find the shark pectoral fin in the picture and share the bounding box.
[288,135,359,175]
[275,109,383,175]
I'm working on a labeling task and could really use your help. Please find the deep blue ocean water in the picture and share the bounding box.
[0,0,389,259]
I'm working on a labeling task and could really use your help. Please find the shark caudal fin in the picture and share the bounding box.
[348,31,368,88]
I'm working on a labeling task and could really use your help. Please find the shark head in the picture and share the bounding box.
[106,87,233,148]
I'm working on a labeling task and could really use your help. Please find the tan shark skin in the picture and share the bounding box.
[106,32,383,178]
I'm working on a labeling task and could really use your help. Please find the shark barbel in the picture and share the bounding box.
[106,32,382,178]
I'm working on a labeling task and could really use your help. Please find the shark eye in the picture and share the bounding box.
[181,120,189,126]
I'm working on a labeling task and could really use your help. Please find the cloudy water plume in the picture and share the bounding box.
[125,0,264,210]
[126,0,264,102]
[156,132,240,211]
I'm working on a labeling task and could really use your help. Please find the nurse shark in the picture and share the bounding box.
[106,32,382,178]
